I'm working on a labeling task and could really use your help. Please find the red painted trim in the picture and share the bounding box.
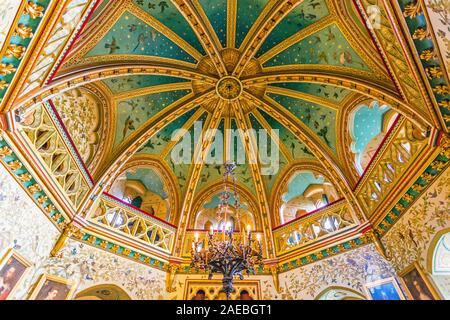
[435,131,444,147]
[0,114,7,131]
[272,198,346,231]
[47,0,102,84]
[47,100,94,183]
[103,192,178,229]
[353,114,402,191]
[185,228,264,233]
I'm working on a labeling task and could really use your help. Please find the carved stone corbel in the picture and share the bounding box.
[366,229,391,261]
[269,264,281,294]
[166,264,180,293]
[50,222,83,257]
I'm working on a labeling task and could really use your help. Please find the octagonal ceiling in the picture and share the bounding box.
[50,0,404,228]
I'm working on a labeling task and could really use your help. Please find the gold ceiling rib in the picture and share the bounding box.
[242,70,432,130]
[173,100,225,257]
[226,0,237,48]
[233,0,305,78]
[266,85,341,111]
[243,91,367,223]
[160,107,208,159]
[258,15,335,64]
[63,0,127,63]
[113,82,193,102]
[127,0,204,62]
[329,0,390,79]
[232,100,277,259]
[78,90,217,218]
[251,109,294,163]
[172,0,228,76]
[12,61,217,112]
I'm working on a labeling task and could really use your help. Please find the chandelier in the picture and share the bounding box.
[190,162,263,299]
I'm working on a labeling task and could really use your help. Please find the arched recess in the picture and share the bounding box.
[270,161,342,227]
[104,155,180,224]
[49,81,115,176]
[74,284,132,300]
[188,181,262,232]
[336,93,368,185]
[345,98,399,177]
[427,229,450,299]
[315,286,367,300]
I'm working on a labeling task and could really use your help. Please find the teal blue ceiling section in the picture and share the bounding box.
[103,75,189,94]
[351,102,392,174]
[236,0,266,48]
[268,93,337,152]
[258,109,315,160]
[263,24,369,71]
[248,113,289,195]
[282,171,325,203]
[257,0,329,56]
[126,167,168,199]
[115,89,191,146]
[196,119,226,193]
[230,119,256,195]
[271,83,351,103]
[137,107,200,155]
[131,0,206,55]
[199,0,227,48]
[165,112,209,195]
[86,11,197,63]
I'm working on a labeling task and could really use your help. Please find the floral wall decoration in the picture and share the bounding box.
[0,166,60,299]
[0,166,167,300]
[273,244,398,300]
[382,166,450,298]
[426,0,450,69]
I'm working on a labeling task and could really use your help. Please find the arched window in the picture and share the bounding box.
[280,171,339,225]
[430,232,450,299]
[349,101,398,175]
[315,287,366,300]
[109,166,171,221]
[74,284,132,300]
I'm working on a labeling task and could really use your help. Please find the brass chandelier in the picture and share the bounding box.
[190,162,263,299]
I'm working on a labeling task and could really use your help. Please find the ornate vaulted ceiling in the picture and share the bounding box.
[0,0,449,273]
[57,0,399,213]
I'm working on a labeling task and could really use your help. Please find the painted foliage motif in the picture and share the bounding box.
[382,166,450,271]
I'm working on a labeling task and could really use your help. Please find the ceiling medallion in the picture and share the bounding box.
[216,76,243,101]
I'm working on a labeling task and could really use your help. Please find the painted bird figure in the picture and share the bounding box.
[105,37,120,54]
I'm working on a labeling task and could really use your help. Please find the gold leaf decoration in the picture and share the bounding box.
[0,80,8,90]
[13,24,33,39]
[17,173,32,182]
[24,1,45,19]
[0,64,17,76]
[403,3,423,19]
[0,146,12,158]
[27,184,42,194]
[5,44,26,60]
[7,160,22,171]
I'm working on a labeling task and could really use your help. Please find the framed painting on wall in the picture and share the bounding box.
[364,277,405,300]
[28,274,77,300]
[0,248,32,300]
[399,261,442,300]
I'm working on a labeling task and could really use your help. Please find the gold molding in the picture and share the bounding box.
[172,0,228,76]
[173,100,225,256]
